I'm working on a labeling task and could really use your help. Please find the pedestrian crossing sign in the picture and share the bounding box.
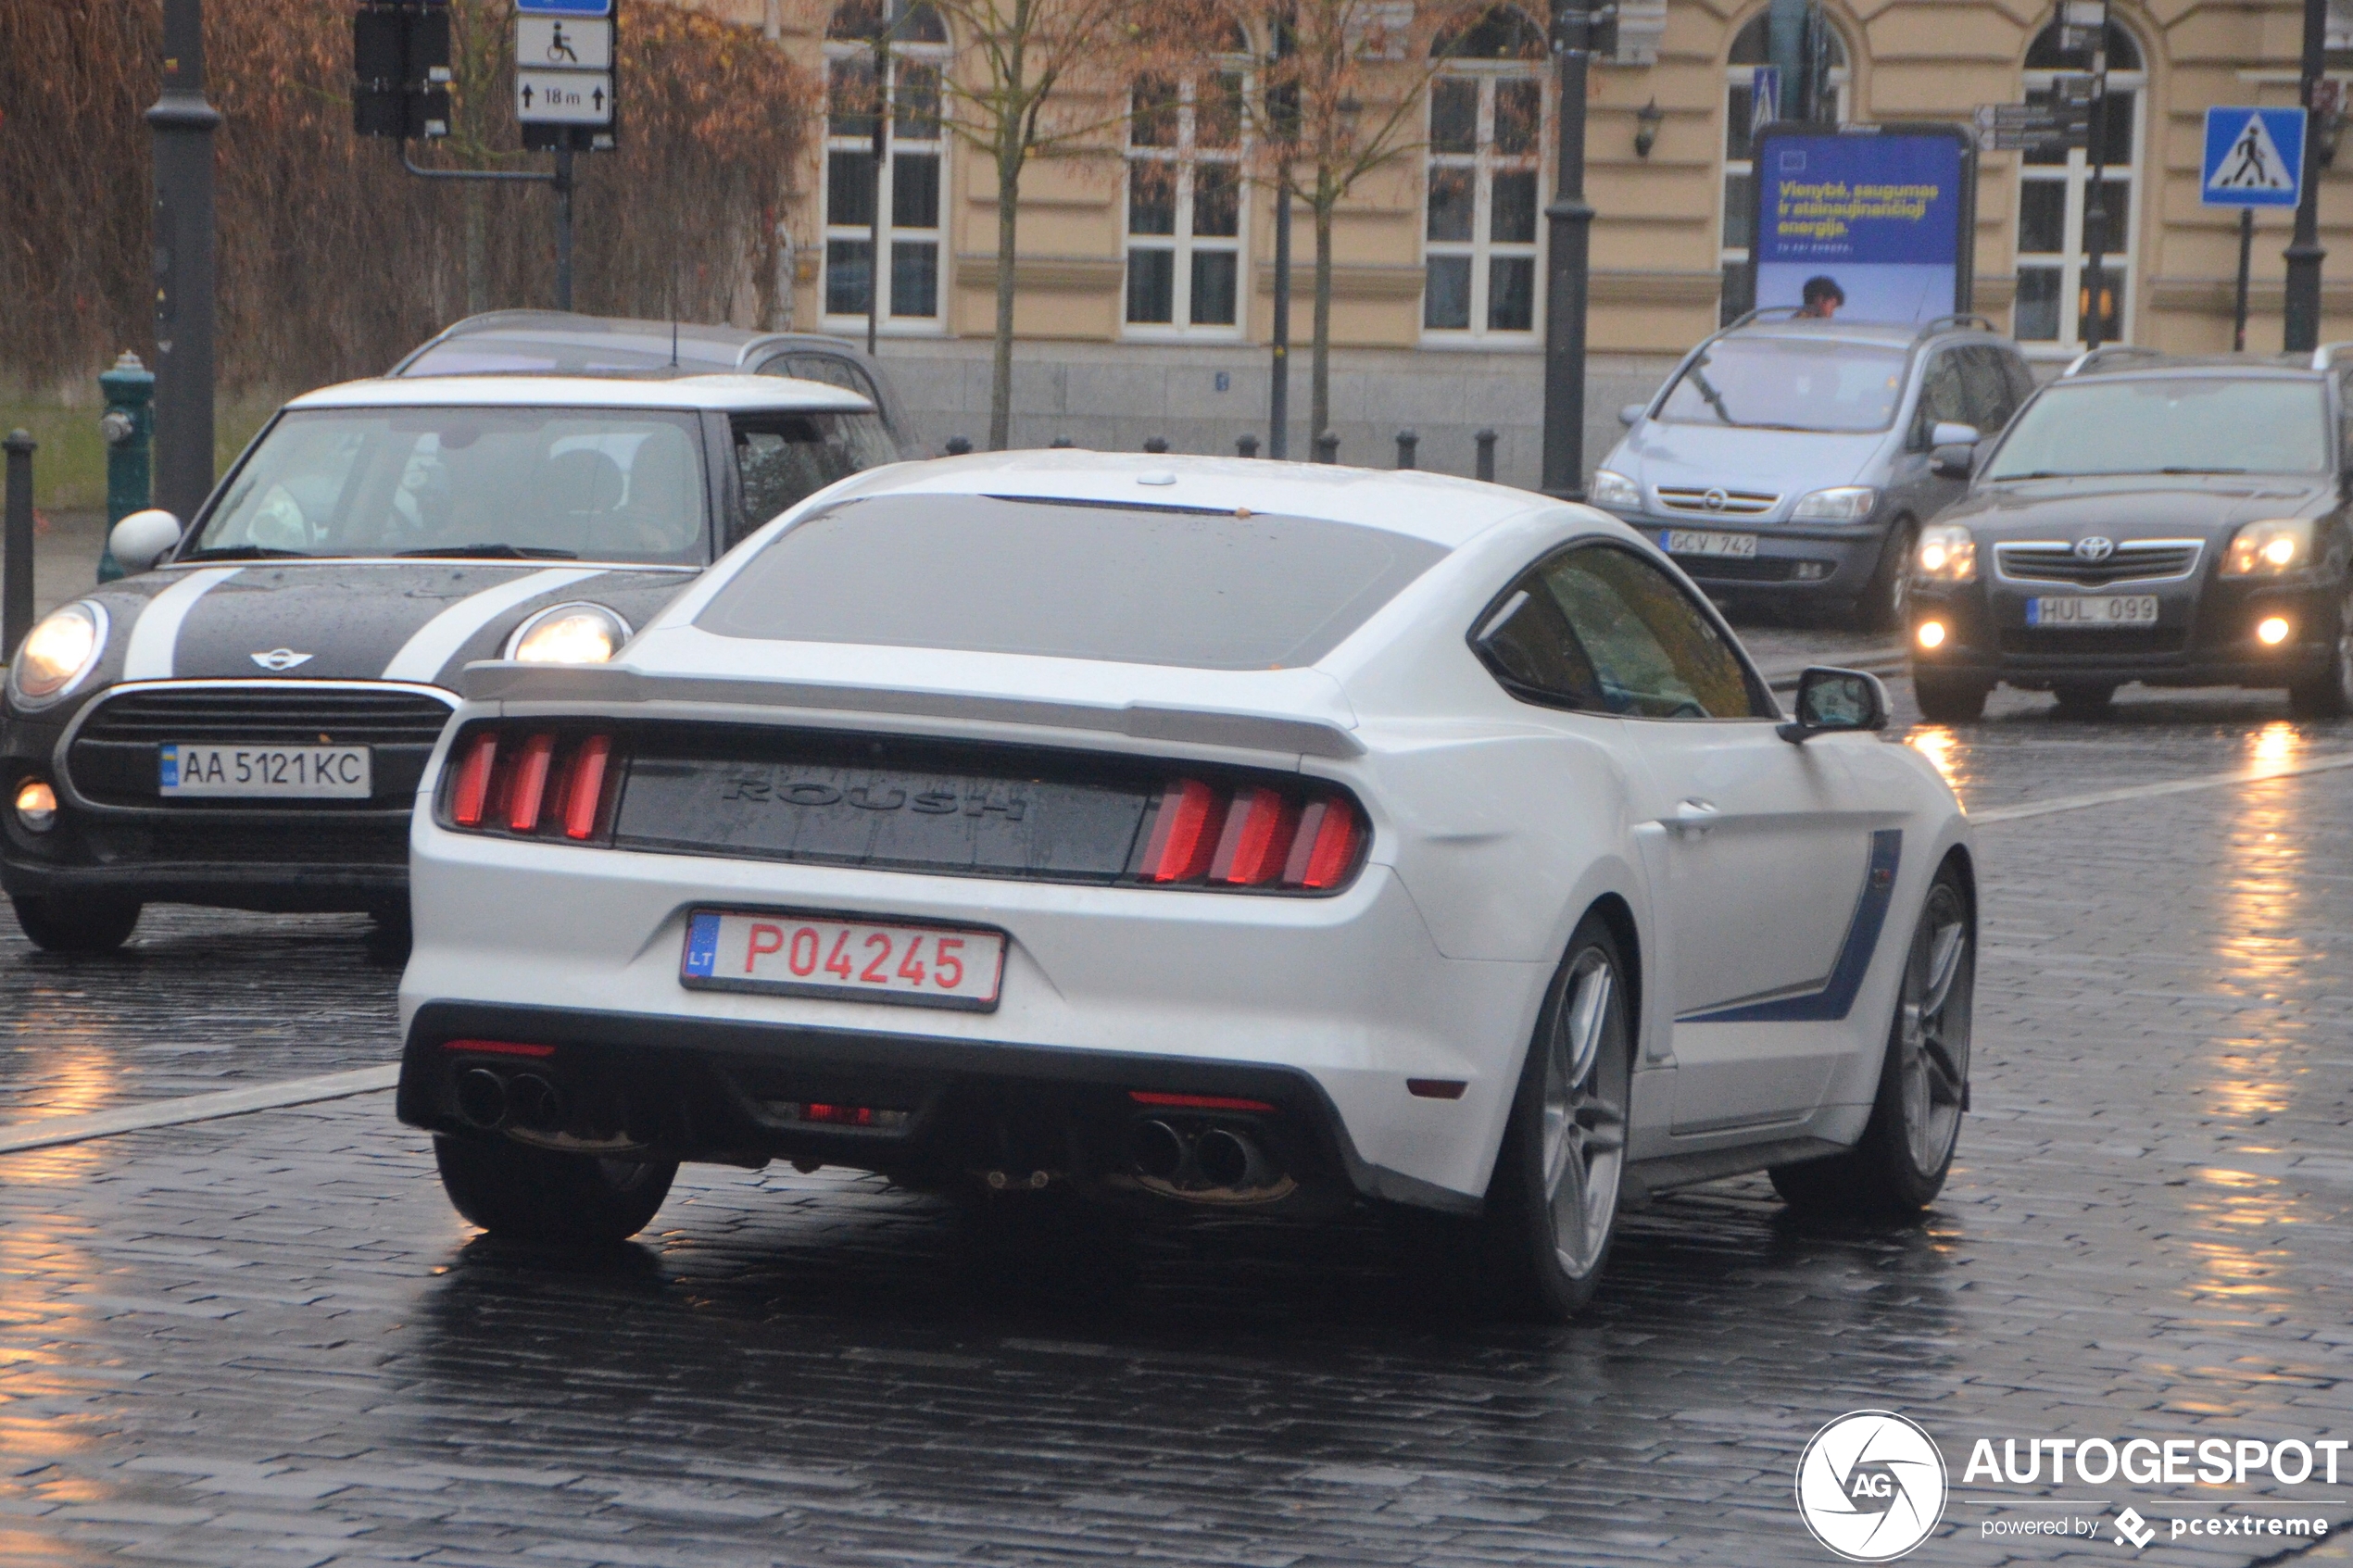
[2202,107,2306,208]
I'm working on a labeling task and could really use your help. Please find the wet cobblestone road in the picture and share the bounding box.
[4,681,2353,1568]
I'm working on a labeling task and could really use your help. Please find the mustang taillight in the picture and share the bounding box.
[444,725,618,842]
[1136,778,1366,892]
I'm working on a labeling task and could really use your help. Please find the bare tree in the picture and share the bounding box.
[1228,0,1533,446]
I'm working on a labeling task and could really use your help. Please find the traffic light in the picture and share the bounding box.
[353,0,452,142]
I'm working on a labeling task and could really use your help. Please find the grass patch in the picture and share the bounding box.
[2,385,283,514]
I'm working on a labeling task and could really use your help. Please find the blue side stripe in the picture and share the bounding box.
[1678,828,1903,1025]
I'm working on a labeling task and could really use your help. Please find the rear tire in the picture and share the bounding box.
[1771,863,1973,1220]
[1911,672,1989,723]
[2286,583,2353,718]
[10,895,141,954]
[1458,914,1633,1320]
[2051,683,2116,719]
[434,1135,676,1248]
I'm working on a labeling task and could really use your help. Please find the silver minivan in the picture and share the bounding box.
[1592,312,2034,630]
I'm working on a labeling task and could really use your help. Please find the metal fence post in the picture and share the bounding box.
[98,351,157,583]
[1395,428,1418,470]
[1475,429,1498,483]
[1142,436,1169,454]
[1314,431,1339,464]
[4,431,34,661]
[944,436,973,456]
[1236,433,1260,458]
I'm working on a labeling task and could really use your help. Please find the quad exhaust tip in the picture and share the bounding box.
[453,1067,565,1134]
[454,1068,508,1131]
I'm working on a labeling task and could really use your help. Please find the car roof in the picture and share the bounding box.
[1721,319,1925,348]
[2062,355,2324,381]
[283,372,875,414]
[795,448,1571,549]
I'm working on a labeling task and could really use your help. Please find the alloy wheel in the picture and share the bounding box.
[1540,949,1629,1279]
[1896,883,1972,1173]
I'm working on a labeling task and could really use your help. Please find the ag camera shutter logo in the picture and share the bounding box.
[1795,1411,1948,1562]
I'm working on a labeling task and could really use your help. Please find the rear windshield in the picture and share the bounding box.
[1654,337,1908,433]
[696,494,1449,670]
[1983,377,2331,479]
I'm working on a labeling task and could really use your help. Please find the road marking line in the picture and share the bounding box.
[1971,749,2353,825]
[0,1065,398,1158]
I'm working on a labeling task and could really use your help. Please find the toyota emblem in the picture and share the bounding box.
[1702,488,1730,511]
[2073,536,2116,561]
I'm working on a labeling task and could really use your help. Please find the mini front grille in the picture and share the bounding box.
[1994,540,2202,587]
[67,684,456,809]
[1655,485,1779,517]
[1999,627,2189,658]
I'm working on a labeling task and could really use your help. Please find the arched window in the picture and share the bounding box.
[1719,6,1851,322]
[822,1,951,327]
[2015,17,2145,348]
[1422,7,1547,340]
[1125,47,1252,336]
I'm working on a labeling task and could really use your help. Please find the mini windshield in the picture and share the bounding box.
[1654,337,1908,433]
[1983,377,2331,479]
[697,494,1449,670]
[190,407,714,565]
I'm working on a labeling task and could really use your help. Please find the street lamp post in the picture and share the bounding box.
[1540,0,1604,500]
[2284,0,2329,352]
[149,0,220,524]
[2078,0,2112,352]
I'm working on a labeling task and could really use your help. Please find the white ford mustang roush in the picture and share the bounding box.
[396,451,1974,1317]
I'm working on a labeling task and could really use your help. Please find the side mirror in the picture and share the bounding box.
[109,508,183,575]
[1929,421,1981,449]
[1618,403,1645,428]
[1780,666,1890,743]
[1931,443,1980,480]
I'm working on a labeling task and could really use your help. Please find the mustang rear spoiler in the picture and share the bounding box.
[455,661,1367,760]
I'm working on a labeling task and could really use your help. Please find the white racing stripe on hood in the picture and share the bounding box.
[380,567,606,683]
[120,569,244,681]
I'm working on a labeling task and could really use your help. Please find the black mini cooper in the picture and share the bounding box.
[0,372,898,952]
[1907,350,2353,721]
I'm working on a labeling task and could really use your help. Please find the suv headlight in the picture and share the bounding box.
[2221,518,2313,577]
[506,603,631,664]
[1588,470,1642,510]
[6,601,107,709]
[1915,523,1976,583]
[1791,486,1879,523]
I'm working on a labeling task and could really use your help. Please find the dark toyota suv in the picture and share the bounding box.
[1907,348,2353,721]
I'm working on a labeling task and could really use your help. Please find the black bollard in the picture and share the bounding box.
[1050,435,1074,448]
[1395,429,1418,470]
[1236,433,1260,458]
[1314,431,1339,465]
[944,436,973,457]
[1474,429,1497,483]
[1142,436,1169,454]
[3,431,34,660]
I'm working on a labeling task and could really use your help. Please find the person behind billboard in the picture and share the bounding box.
[1748,123,1974,325]
[1796,276,1845,318]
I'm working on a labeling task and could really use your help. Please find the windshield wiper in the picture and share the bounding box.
[393,544,580,560]
[2158,466,2250,474]
[177,545,314,561]
[1687,367,1737,425]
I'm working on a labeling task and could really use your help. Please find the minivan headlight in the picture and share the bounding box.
[7,602,107,708]
[2221,518,2312,577]
[1588,470,1642,510]
[1791,486,1880,523]
[1915,523,1976,583]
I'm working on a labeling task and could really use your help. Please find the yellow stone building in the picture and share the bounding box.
[692,0,2353,478]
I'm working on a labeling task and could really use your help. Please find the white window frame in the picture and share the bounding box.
[2015,31,2146,356]
[1718,12,1851,319]
[1122,69,1251,340]
[1419,63,1548,345]
[821,18,950,332]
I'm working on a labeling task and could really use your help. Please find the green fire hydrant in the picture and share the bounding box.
[97,350,156,583]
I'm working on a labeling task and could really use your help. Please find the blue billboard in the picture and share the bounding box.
[1750,126,1973,325]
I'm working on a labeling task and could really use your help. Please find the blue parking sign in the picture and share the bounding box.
[2202,107,2306,208]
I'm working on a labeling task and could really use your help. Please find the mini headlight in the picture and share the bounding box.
[506,603,630,665]
[1588,470,1642,510]
[1915,523,1977,583]
[2222,519,2313,577]
[7,602,107,707]
[1791,486,1879,523]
